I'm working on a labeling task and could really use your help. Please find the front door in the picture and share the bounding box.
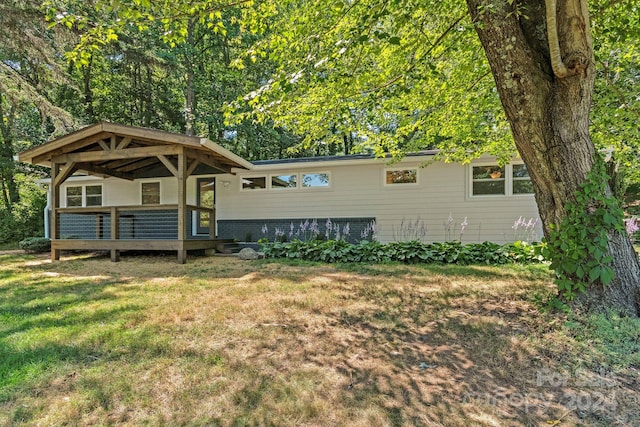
[197,178,215,235]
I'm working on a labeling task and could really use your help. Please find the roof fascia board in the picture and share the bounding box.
[200,138,254,170]
[18,123,105,163]
[247,154,438,171]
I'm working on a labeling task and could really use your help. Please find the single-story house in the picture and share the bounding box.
[18,122,542,263]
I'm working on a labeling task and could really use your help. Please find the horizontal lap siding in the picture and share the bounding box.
[57,158,542,244]
[217,161,542,244]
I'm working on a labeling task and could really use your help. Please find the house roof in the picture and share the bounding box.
[249,150,439,171]
[252,150,439,166]
[18,122,253,179]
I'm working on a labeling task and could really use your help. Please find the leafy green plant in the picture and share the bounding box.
[541,156,623,301]
[19,237,51,253]
[260,239,544,265]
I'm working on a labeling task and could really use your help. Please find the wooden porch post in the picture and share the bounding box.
[177,148,187,263]
[209,207,216,239]
[50,162,61,261]
[110,207,120,262]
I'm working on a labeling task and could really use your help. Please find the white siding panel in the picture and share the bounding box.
[217,161,542,244]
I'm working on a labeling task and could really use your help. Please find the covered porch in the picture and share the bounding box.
[19,122,253,263]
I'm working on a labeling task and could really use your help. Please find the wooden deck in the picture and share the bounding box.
[52,238,226,263]
[52,204,219,263]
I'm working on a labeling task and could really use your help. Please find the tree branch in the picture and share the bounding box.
[545,0,570,78]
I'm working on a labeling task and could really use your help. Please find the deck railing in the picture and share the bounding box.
[54,205,215,241]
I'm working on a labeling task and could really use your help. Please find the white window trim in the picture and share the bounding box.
[239,175,268,191]
[383,167,419,187]
[85,184,103,207]
[140,181,161,205]
[64,184,103,207]
[468,163,534,198]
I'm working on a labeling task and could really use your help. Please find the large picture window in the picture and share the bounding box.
[470,163,533,197]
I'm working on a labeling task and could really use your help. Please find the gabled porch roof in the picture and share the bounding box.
[18,122,251,263]
[19,122,253,179]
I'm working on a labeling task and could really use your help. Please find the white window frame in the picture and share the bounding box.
[141,181,161,205]
[85,185,103,207]
[383,167,419,187]
[511,164,535,195]
[64,184,103,207]
[240,175,268,191]
[468,163,534,198]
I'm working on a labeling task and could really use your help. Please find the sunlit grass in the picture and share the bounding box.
[1,252,638,426]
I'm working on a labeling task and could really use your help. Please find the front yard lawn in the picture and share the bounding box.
[1,253,638,426]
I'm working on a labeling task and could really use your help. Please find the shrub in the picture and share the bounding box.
[19,237,51,253]
[260,239,544,265]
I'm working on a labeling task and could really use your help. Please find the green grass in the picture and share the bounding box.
[1,252,638,426]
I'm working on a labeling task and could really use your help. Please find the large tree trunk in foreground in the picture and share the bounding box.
[466,0,640,315]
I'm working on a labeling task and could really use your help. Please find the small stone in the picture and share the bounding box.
[238,247,261,260]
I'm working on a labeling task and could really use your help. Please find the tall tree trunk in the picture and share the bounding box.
[144,63,153,127]
[184,19,197,136]
[82,56,95,121]
[0,98,19,208]
[466,0,640,315]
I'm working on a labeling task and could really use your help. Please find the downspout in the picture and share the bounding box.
[43,184,51,239]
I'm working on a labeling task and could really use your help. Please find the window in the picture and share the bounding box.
[85,185,103,206]
[66,186,83,207]
[385,169,418,185]
[302,172,330,188]
[241,173,332,191]
[142,182,160,205]
[470,163,534,197]
[65,185,102,207]
[472,165,505,195]
[241,176,267,190]
[271,174,297,189]
[512,164,534,194]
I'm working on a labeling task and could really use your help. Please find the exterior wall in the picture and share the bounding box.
[59,176,186,207]
[215,157,542,244]
[53,156,543,244]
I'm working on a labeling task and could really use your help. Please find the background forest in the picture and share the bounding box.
[1,0,638,245]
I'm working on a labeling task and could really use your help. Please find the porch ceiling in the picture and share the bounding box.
[18,122,253,179]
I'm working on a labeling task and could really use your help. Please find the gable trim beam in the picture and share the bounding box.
[52,145,183,163]
[53,161,78,187]
[76,163,136,181]
[188,150,232,174]
[30,131,113,164]
[157,155,178,177]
